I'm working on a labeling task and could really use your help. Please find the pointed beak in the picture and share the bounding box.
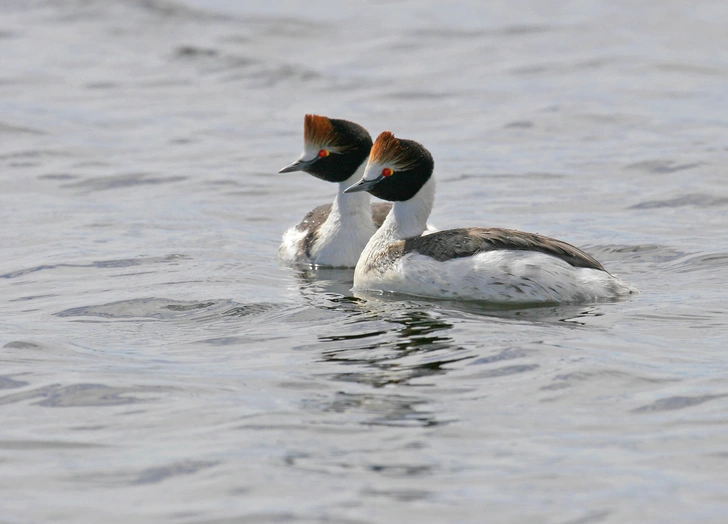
[279,157,318,173]
[344,176,383,194]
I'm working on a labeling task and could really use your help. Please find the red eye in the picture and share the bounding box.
[382,167,393,177]
[318,149,329,158]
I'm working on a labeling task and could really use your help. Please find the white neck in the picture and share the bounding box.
[330,162,371,222]
[355,176,435,277]
[380,176,436,240]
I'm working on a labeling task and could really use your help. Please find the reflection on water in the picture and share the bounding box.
[291,267,620,434]
[319,308,469,388]
[293,267,358,302]
[306,391,441,427]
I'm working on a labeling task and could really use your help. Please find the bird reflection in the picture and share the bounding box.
[290,267,468,427]
[288,266,611,428]
[319,308,471,389]
[316,391,443,428]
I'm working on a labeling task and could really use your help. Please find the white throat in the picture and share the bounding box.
[382,176,436,240]
[330,161,371,221]
[355,176,435,278]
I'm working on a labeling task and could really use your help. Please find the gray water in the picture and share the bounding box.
[1,0,728,522]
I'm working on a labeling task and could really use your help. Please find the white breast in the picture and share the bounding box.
[308,213,379,267]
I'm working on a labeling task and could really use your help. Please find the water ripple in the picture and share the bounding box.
[62,173,188,192]
[74,460,220,487]
[130,460,220,486]
[624,160,706,174]
[0,121,45,135]
[630,193,728,209]
[633,394,728,413]
[0,383,166,407]
[56,297,277,321]
[317,309,472,388]
[0,376,29,389]
[1,254,189,279]
[467,364,540,379]
[306,391,443,428]
[0,440,104,450]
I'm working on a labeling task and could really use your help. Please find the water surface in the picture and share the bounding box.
[1,1,728,522]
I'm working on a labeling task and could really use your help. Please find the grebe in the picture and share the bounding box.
[344,131,635,303]
[278,114,391,267]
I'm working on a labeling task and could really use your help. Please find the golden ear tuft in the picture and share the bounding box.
[369,131,417,170]
[304,114,335,148]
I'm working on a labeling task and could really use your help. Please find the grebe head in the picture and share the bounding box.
[344,131,433,201]
[279,114,372,183]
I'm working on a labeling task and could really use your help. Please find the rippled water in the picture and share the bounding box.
[2,1,728,522]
